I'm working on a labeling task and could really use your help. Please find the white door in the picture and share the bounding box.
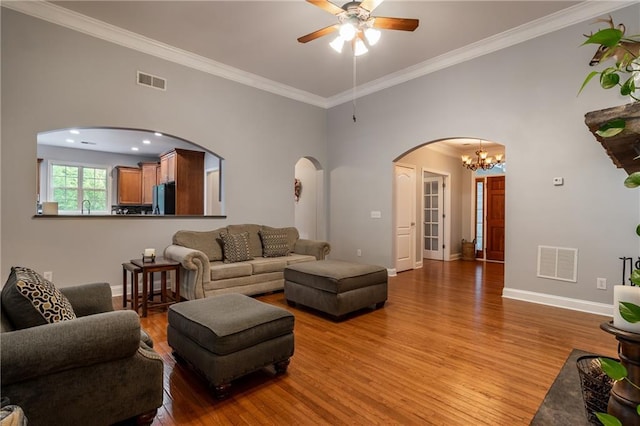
[423,175,444,260]
[395,164,416,272]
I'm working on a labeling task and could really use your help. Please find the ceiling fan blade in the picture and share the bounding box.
[373,17,419,31]
[297,24,339,43]
[306,0,345,16]
[359,0,385,13]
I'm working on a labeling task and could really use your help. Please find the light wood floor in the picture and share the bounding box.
[124,259,616,425]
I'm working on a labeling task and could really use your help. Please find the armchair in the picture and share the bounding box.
[0,282,164,426]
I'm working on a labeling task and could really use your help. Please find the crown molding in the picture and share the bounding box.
[1,0,329,108]
[3,0,636,109]
[325,1,637,107]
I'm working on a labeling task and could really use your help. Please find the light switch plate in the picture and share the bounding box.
[370,211,381,218]
[553,177,564,186]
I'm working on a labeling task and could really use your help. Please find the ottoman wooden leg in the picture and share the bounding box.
[274,358,290,375]
[213,383,231,400]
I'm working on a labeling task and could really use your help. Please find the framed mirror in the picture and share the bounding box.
[36,127,224,217]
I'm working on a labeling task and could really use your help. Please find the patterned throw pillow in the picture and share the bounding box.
[259,228,291,257]
[1,266,76,329]
[220,232,254,263]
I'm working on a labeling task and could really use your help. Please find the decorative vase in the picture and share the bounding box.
[601,321,640,426]
[613,285,640,333]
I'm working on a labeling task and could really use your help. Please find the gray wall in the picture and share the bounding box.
[3,5,639,310]
[1,9,327,292]
[326,4,639,305]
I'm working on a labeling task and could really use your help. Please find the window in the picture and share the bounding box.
[49,162,109,213]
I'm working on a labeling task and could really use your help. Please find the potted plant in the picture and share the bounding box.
[593,172,640,426]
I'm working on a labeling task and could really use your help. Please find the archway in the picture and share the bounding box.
[393,137,506,271]
[294,157,324,240]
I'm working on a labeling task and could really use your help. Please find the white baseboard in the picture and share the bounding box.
[502,288,613,317]
[111,284,123,297]
[415,261,423,269]
[387,268,397,277]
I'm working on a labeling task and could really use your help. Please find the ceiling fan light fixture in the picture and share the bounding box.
[364,28,381,46]
[339,22,357,41]
[353,38,368,56]
[329,35,345,53]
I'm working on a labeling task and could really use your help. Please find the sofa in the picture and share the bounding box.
[164,224,330,300]
[1,278,164,426]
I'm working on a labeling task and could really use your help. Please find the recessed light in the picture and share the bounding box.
[131,147,139,151]
[143,139,151,144]
[154,132,163,137]
[69,129,80,135]
[66,139,74,143]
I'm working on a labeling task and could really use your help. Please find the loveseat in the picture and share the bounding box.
[164,224,330,300]
[0,275,163,426]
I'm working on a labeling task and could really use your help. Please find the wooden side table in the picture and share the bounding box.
[131,257,180,317]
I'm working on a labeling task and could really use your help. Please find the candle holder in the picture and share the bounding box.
[142,253,156,263]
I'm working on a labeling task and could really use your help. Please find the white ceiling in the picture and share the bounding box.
[41,0,588,101]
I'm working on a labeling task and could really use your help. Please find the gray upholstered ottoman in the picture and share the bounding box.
[284,260,388,320]
[167,293,294,399]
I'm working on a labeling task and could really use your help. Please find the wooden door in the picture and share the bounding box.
[394,164,416,272]
[485,175,505,261]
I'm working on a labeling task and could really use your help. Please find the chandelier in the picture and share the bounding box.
[461,141,504,171]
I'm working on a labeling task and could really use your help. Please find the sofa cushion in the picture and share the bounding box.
[221,232,254,263]
[173,229,224,261]
[259,228,291,257]
[209,261,253,280]
[248,257,288,274]
[286,253,318,266]
[227,224,263,258]
[1,266,76,329]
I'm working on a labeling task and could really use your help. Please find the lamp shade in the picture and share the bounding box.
[339,23,356,41]
[354,39,368,56]
[330,36,345,53]
[364,28,381,46]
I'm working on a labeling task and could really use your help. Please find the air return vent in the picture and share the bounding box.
[537,245,578,282]
[137,71,166,91]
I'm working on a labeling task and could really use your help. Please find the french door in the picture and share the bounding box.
[423,175,444,260]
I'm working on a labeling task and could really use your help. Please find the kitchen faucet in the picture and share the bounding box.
[82,199,91,215]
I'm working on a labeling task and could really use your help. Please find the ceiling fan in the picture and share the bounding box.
[298,0,419,55]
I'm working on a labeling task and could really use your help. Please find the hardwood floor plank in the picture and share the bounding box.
[117,259,615,425]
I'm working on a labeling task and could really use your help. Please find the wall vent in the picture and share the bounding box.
[537,245,578,282]
[137,71,166,91]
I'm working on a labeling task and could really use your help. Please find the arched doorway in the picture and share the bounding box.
[393,137,506,271]
[294,157,324,240]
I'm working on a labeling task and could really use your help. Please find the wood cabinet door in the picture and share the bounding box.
[160,152,176,183]
[140,162,158,205]
[117,167,142,204]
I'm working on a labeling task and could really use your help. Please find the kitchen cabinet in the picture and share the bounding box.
[116,166,142,205]
[159,148,204,215]
[140,162,159,205]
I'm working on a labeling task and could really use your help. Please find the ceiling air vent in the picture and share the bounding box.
[537,245,578,282]
[137,71,166,91]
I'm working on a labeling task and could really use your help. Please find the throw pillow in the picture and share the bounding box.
[220,232,254,263]
[1,266,76,329]
[259,228,291,257]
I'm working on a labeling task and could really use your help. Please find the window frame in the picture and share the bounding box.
[46,160,112,215]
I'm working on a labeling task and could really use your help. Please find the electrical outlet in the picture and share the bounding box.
[43,271,53,281]
[357,249,362,257]
[597,277,607,290]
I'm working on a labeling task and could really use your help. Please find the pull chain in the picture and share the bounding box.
[352,54,357,123]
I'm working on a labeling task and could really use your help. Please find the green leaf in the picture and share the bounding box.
[624,172,640,188]
[636,224,640,237]
[600,357,628,380]
[637,404,640,416]
[600,70,620,89]
[579,71,601,95]
[596,412,623,426]
[582,28,624,47]
[621,77,636,96]
[631,270,640,287]
[596,119,626,137]
[620,300,640,321]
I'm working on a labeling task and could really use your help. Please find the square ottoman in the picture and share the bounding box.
[167,293,294,399]
[284,260,388,320]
